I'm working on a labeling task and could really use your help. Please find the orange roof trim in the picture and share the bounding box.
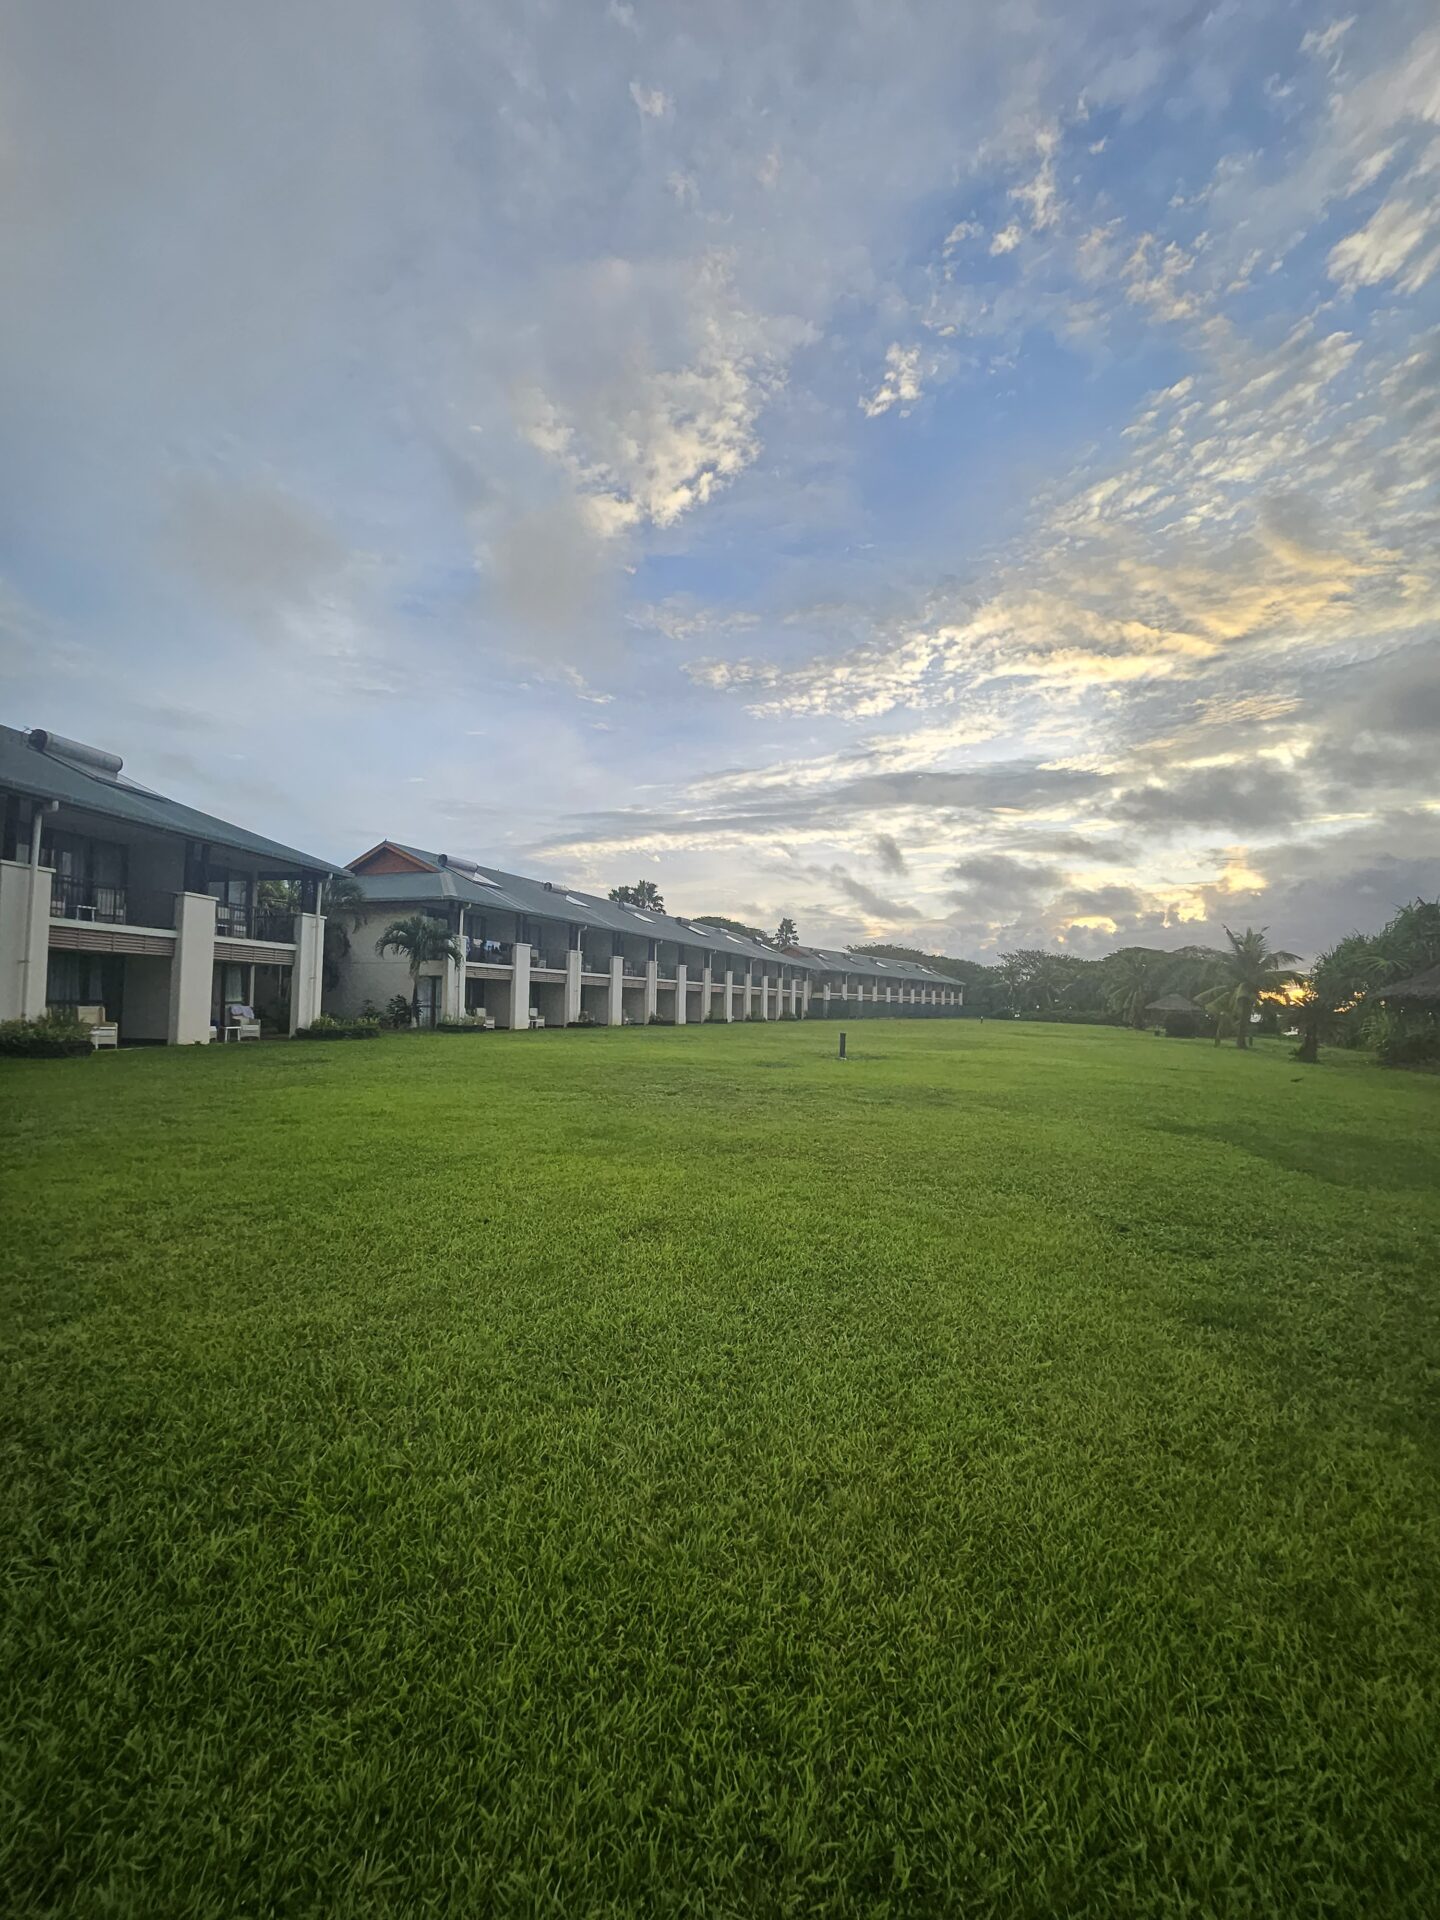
[348,841,439,876]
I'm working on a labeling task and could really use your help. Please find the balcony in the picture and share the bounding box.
[50,879,177,930]
[530,949,568,973]
[214,903,295,943]
[656,963,677,980]
[466,936,514,965]
[578,951,609,975]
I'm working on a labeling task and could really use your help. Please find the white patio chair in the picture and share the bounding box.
[226,1003,262,1042]
[528,1007,545,1029]
[73,1004,119,1049]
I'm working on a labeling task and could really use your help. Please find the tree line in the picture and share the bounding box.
[856,897,1440,1065]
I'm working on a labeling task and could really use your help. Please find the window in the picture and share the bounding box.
[46,951,123,1013]
[40,830,128,921]
[205,868,253,937]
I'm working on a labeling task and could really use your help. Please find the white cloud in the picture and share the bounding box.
[1328,197,1440,292]
[989,224,1023,255]
[1301,18,1355,60]
[629,81,671,119]
[517,253,811,530]
[1010,129,1062,231]
[861,343,924,418]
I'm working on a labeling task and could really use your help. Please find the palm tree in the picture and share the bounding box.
[1103,949,1159,1029]
[1292,933,1385,1064]
[1198,926,1301,1049]
[609,880,666,912]
[322,871,368,993]
[375,913,462,1027]
[774,915,799,950]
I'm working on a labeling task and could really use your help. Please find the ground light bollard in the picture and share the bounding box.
[839,1030,847,1060]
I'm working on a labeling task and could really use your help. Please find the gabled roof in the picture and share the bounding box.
[1,724,335,873]
[345,843,808,968]
[349,840,441,875]
[797,945,949,986]
[1146,992,1203,1013]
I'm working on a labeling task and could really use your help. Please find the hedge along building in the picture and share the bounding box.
[0,724,335,1042]
[329,842,962,1029]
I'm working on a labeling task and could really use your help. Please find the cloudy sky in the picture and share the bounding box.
[2,1,1437,959]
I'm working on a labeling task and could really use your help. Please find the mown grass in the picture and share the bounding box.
[3,1022,1438,1917]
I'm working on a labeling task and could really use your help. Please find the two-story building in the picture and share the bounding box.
[326,841,962,1027]
[0,725,335,1042]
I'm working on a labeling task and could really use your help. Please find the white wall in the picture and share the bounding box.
[326,909,420,1018]
[0,859,51,1020]
[168,892,216,1043]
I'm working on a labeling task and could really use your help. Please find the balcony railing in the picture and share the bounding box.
[50,877,128,924]
[214,904,295,943]
[530,949,568,972]
[466,936,514,964]
[49,880,177,930]
[578,952,608,975]
[656,963,676,980]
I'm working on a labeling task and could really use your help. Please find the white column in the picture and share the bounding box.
[169,891,217,1044]
[702,959,712,1022]
[506,942,532,1030]
[674,961,687,1025]
[723,970,734,1022]
[607,955,624,1026]
[290,910,326,1033]
[441,936,465,1024]
[0,858,53,1021]
[564,948,583,1026]
[644,956,658,1021]
[758,973,770,1020]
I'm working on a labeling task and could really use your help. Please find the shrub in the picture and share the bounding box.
[298,1016,381,1041]
[1378,1022,1440,1069]
[0,1014,94,1059]
[1015,1009,1124,1027]
[436,1018,492,1033]
[384,995,414,1030]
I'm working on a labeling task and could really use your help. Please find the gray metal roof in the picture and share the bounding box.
[797,945,949,985]
[349,844,809,969]
[349,846,955,982]
[1,724,336,873]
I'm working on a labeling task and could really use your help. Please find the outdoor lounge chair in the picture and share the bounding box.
[528,1007,545,1029]
[225,1004,262,1042]
[470,1009,496,1030]
[73,1004,119,1049]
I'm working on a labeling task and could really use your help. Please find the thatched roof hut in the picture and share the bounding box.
[1378,964,1440,1004]
[1145,991,1207,1037]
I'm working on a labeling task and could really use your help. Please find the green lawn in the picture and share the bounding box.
[3,1022,1438,1917]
